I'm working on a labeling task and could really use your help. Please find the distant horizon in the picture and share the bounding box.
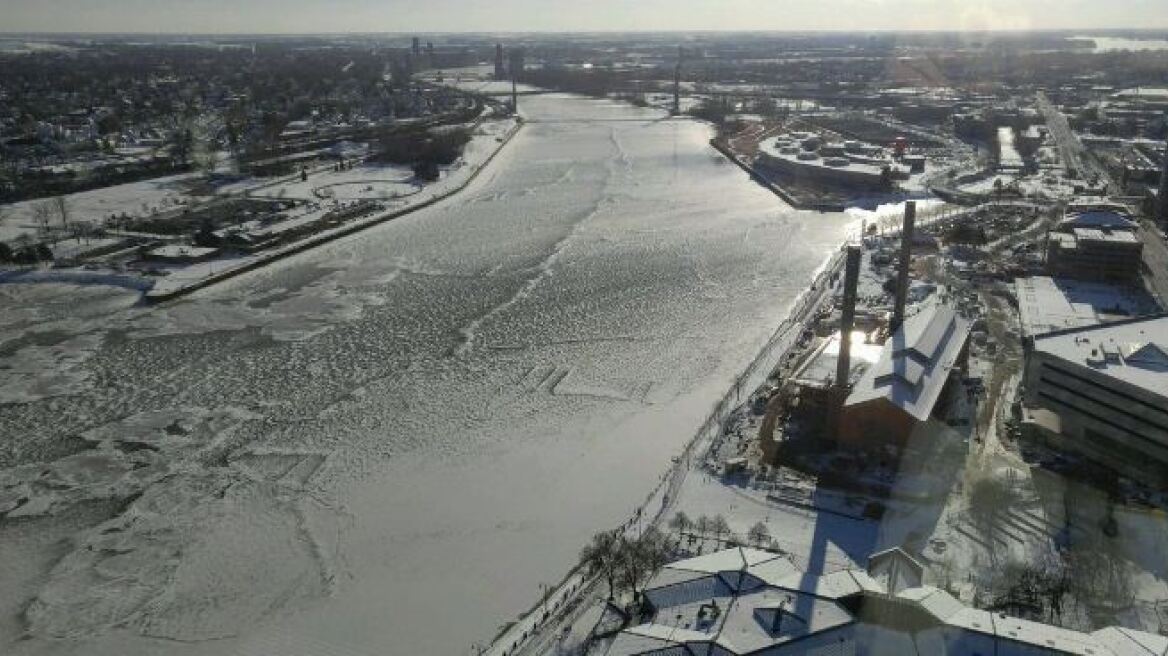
[3,0,1168,35]
[3,28,1168,37]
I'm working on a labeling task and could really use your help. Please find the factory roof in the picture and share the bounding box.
[604,548,1168,656]
[1031,313,1168,398]
[792,330,883,388]
[844,303,972,421]
[1015,276,1160,337]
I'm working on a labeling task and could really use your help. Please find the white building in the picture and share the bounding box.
[1023,314,1168,486]
[755,135,907,189]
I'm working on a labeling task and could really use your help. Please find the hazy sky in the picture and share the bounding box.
[3,0,1168,33]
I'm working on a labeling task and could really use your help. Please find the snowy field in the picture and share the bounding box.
[0,172,199,242]
[144,117,521,299]
[249,162,419,202]
[0,94,853,655]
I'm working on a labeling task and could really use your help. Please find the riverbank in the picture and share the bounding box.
[143,117,523,302]
[486,243,852,656]
[709,138,848,212]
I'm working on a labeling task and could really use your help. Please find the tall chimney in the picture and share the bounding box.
[1158,129,1168,226]
[836,245,863,389]
[891,201,916,333]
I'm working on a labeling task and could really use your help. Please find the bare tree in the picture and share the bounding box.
[668,511,692,536]
[711,515,731,546]
[31,200,54,238]
[169,127,194,167]
[51,195,70,235]
[1067,533,1134,616]
[968,475,1019,564]
[694,515,711,541]
[580,530,622,600]
[617,527,671,602]
[747,521,771,548]
[194,144,220,178]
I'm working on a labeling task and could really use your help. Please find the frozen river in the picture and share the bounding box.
[0,94,853,655]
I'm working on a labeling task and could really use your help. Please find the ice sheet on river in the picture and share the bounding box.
[0,93,853,655]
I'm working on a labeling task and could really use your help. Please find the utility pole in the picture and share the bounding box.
[672,46,683,116]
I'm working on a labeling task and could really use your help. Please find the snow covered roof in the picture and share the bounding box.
[1015,276,1159,338]
[994,613,1108,655]
[147,245,218,259]
[609,548,1168,656]
[867,547,925,595]
[844,304,972,421]
[667,546,773,575]
[897,586,967,622]
[793,330,882,387]
[1031,313,1168,398]
[1091,626,1168,656]
[1072,227,1140,244]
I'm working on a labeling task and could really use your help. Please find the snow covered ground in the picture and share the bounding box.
[144,117,520,299]
[0,94,854,656]
[249,162,419,202]
[0,172,200,243]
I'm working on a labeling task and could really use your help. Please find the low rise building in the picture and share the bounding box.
[1015,276,1160,338]
[755,135,907,189]
[601,547,1168,656]
[1044,209,1142,283]
[1022,314,1168,487]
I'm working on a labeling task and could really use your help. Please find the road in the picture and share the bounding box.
[1037,91,1086,179]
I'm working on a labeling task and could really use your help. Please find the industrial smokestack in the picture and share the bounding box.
[836,245,863,389]
[891,201,916,334]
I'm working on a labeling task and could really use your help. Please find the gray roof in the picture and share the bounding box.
[610,549,1168,656]
[1015,276,1159,338]
[845,304,972,420]
[1031,314,1168,399]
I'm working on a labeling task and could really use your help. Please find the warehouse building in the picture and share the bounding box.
[1044,209,1142,283]
[1015,276,1159,338]
[837,304,971,447]
[1022,314,1168,487]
